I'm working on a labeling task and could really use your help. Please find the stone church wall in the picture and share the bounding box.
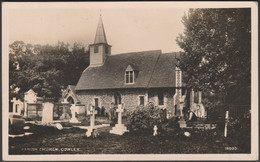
[76,88,176,116]
[76,90,114,113]
[76,89,148,111]
[148,88,176,116]
[120,89,148,110]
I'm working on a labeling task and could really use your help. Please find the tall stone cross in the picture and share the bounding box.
[110,104,129,135]
[116,104,124,125]
[89,106,97,128]
[86,106,97,137]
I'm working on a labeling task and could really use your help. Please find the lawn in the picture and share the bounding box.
[9,123,250,154]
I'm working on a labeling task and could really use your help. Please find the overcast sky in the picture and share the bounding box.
[7,3,189,54]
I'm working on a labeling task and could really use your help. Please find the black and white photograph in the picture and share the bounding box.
[2,2,258,161]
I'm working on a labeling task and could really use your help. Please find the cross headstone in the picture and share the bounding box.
[116,104,124,125]
[86,106,97,137]
[11,97,23,115]
[153,125,158,136]
[70,104,80,123]
[110,104,129,135]
[224,111,229,137]
[11,97,18,113]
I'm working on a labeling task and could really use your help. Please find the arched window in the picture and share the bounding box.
[67,96,75,104]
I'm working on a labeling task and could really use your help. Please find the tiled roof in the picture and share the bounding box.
[148,52,180,88]
[75,50,180,90]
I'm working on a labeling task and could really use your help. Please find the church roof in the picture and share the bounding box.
[94,16,108,44]
[148,52,180,88]
[75,50,180,90]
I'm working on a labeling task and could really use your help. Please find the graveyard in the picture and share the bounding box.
[9,89,251,154]
[7,7,253,157]
[9,120,250,154]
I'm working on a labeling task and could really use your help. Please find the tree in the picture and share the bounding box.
[176,9,251,106]
[9,41,90,101]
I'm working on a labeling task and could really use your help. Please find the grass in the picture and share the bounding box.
[9,123,250,154]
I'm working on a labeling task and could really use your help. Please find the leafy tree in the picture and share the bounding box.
[176,8,251,107]
[9,41,90,101]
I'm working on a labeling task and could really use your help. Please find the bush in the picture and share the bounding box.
[160,116,180,133]
[126,102,166,132]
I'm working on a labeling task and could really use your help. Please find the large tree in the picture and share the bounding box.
[176,8,251,106]
[9,41,90,101]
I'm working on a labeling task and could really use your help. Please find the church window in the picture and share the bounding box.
[114,92,121,105]
[139,96,144,106]
[158,92,164,105]
[94,45,99,53]
[94,98,99,108]
[125,71,134,84]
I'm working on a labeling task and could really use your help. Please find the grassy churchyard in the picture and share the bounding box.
[9,117,250,154]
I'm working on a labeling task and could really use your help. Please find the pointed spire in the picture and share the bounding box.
[94,15,108,44]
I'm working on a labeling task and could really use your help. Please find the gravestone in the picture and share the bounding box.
[224,111,229,137]
[55,123,63,130]
[60,100,69,119]
[86,106,97,137]
[153,125,158,136]
[70,104,80,123]
[178,118,187,128]
[110,104,129,135]
[42,102,54,125]
[197,104,206,118]
[24,89,38,117]
[11,97,24,115]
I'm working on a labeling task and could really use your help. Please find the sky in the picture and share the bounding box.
[7,3,189,54]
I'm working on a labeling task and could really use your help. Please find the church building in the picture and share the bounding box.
[62,16,185,118]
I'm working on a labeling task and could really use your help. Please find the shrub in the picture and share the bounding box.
[126,102,166,132]
[160,116,180,133]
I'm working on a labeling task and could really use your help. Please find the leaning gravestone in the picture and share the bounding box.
[55,123,63,130]
[110,104,129,135]
[42,102,54,125]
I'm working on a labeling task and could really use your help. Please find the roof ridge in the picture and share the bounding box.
[110,49,162,56]
[162,52,179,54]
[147,52,162,88]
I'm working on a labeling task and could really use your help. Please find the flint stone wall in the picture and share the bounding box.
[76,88,176,114]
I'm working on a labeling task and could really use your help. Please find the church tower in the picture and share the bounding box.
[89,15,111,66]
